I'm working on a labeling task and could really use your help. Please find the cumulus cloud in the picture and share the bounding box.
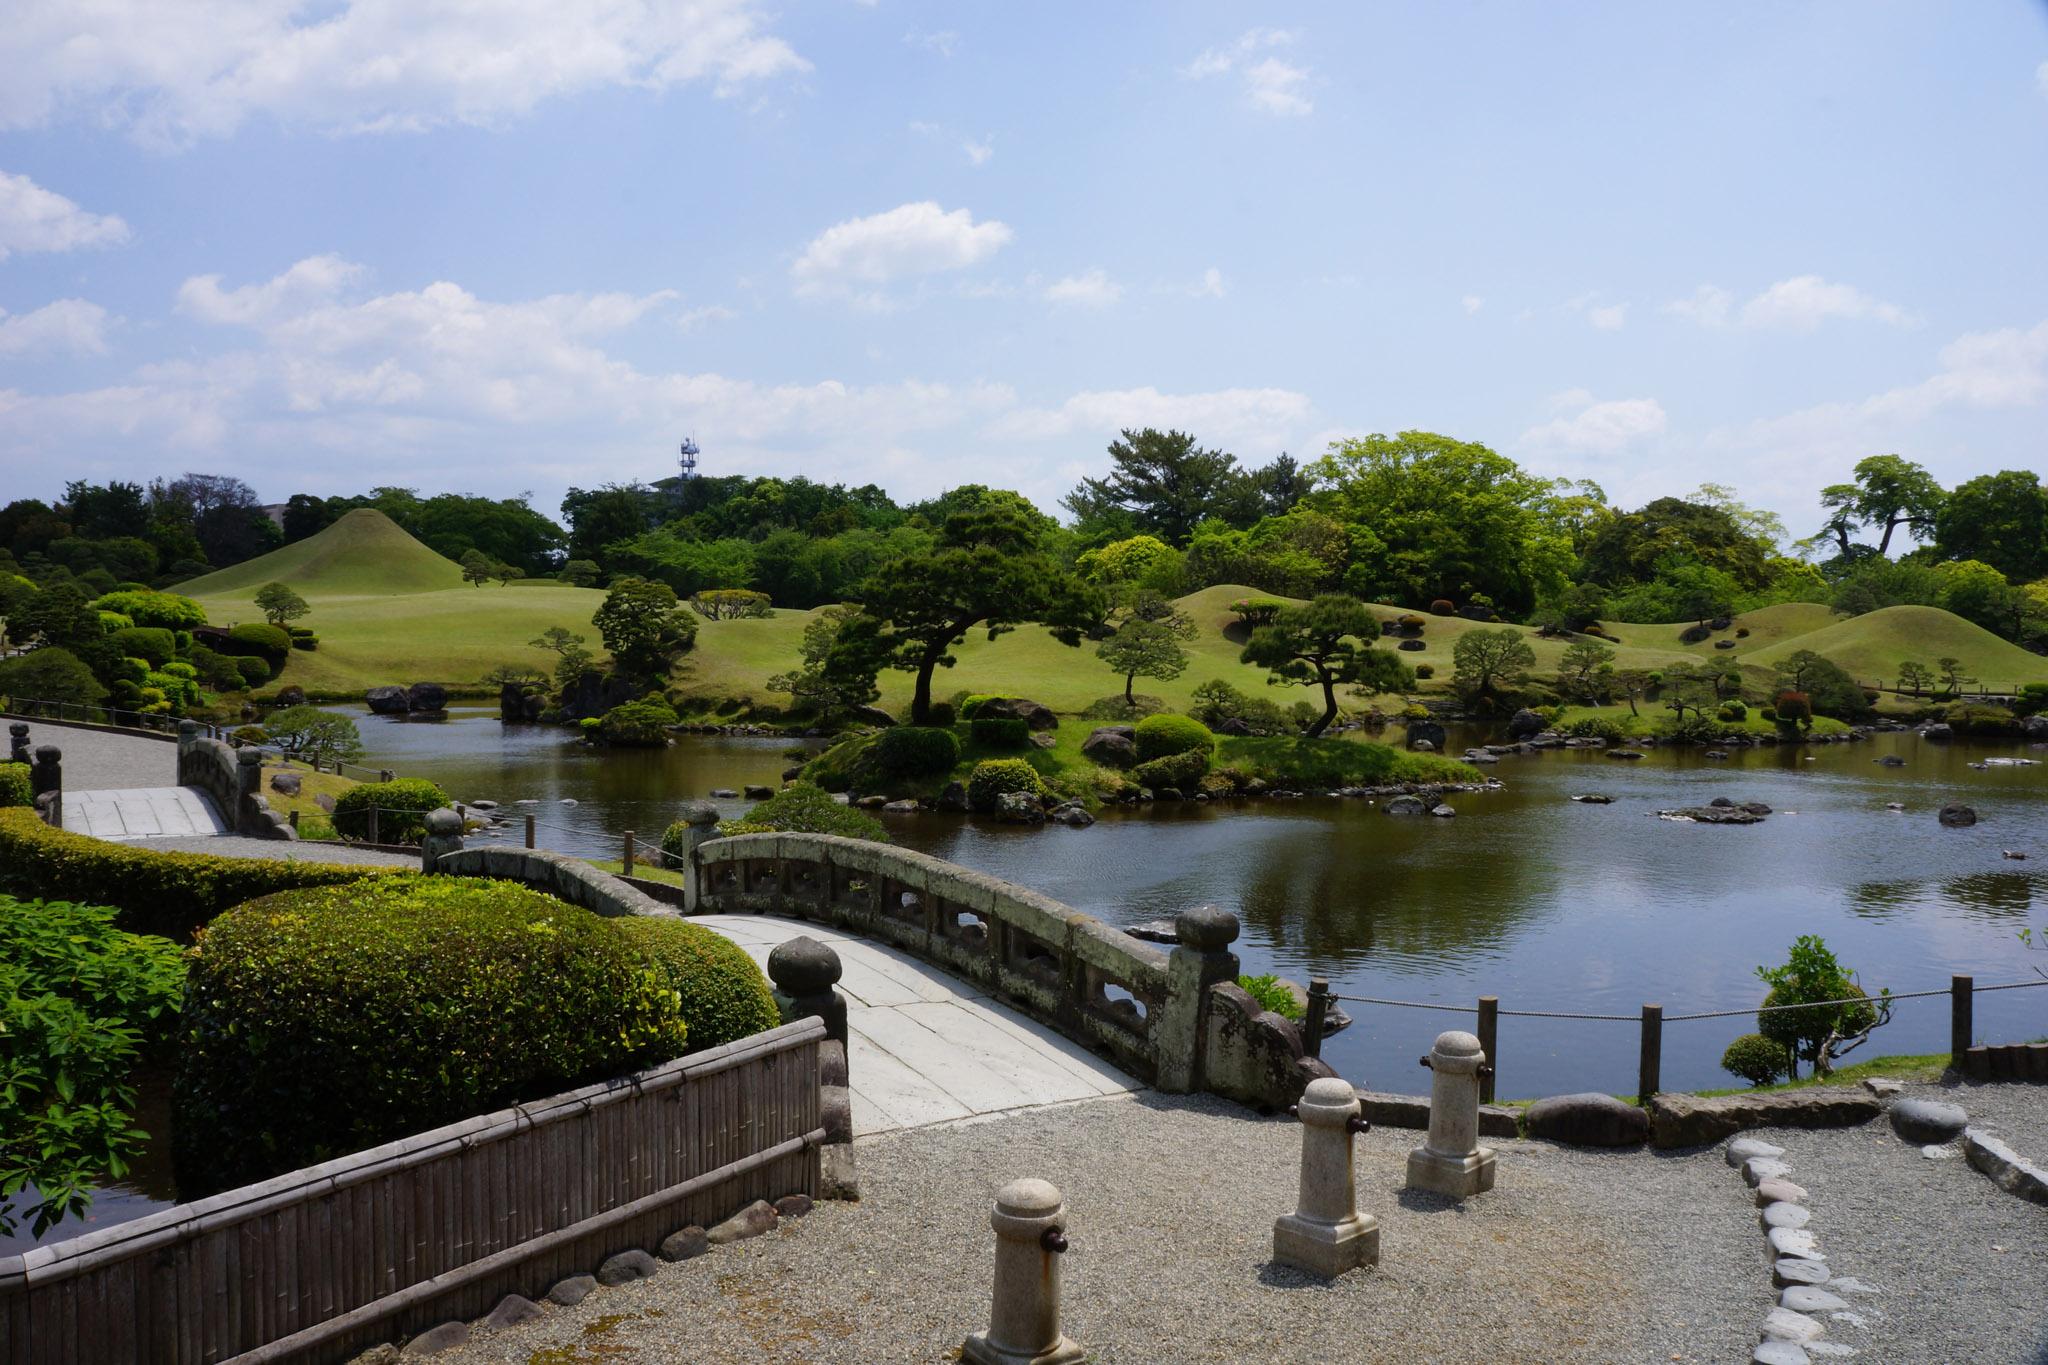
[988,386,1312,446]
[1519,391,1667,456]
[1183,30,1312,116]
[1045,269,1123,308]
[1461,294,1483,315]
[1190,268,1227,299]
[0,170,131,260]
[177,254,369,326]
[0,299,115,356]
[1666,276,1908,331]
[0,0,807,145]
[791,202,1013,305]
[1567,293,1627,330]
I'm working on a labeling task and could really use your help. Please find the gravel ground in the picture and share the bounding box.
[432,1091,1760,1365]
[9,721,176,790]
[137,834,415,865]
[1732,1080,2048,1364]
[1954,1075,2048,1164]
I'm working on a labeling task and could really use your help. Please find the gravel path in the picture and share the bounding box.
[138,834,415,866]
[8,721,175,790]
[432,1091,1760,1365]
[1955,1076,2048,1165]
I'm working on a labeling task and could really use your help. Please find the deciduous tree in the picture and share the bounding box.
[591,578,698,683]
[253,582,310,628]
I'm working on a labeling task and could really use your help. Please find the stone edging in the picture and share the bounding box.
[1721,1136,1883,1364]
[1962,1128,2048,1205]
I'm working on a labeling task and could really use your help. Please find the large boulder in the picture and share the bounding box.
[365,685,409,715]
[1923,722,1954,742]
[1405,719,1446,751]
[936,781,970,812]
[268,771,302,796]
[850,705,897,728]
[1507,708,1546,741]
[1938,802,1978,827]
[2022,715,2048,740]
[1647,1088,1880,1149]
[560,669,643,721]
[405,681,448,713]
[1081,727,1139,767]
[274,685,307,707]
[1523,1092,1650,1147]
[1384,795,1426,816]
[979,697,1058,731]
[1891,1098,1968,1144]
[995,790,1046,824]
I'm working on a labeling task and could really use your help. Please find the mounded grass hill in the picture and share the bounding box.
[179,509,466,598]
[1743,605,2048,690]
[1596,602,1840,660]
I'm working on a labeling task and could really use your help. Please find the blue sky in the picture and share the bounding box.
[2,1,2046,541]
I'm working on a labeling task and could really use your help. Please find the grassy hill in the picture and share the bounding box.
[180,509,466,599]
[1596,602,1840,660]
[1744,605,2048,690]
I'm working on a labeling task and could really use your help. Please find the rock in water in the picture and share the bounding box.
[1938,802,1977,827]
[365,685,408,715]
[1384,794,1426,816]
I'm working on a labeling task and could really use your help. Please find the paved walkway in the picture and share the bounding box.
[695,914,1141,1137]
[60,786,225,840]
[5,719,176,790]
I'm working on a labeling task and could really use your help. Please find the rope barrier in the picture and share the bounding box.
[1329,977,2048,1025]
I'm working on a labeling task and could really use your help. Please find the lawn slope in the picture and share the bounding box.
[180,509,465,599]
[1743,605,2048,689]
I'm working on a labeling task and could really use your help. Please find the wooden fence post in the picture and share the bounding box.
[623,830,635,877]
[525,813,536,849]
[1302,979,1329,1059]
[1638,1003,1663,1104]
[368,805,380,845]
[1477,996,1499,1104]
[1952,975,1973,1063]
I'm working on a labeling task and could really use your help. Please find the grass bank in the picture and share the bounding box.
[1547,704,1851,740]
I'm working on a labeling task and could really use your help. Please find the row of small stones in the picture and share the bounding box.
[1727,1137,1880,1364]
[346,1194,812,1363]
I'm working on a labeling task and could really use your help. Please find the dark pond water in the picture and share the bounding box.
[16,709,2044,1253]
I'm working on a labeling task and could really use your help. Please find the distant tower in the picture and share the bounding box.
[678,436,700,483]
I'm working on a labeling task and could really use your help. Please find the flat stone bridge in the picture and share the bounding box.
[5,719,227,839]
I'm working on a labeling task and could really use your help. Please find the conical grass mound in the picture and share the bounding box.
[178,509,465,599]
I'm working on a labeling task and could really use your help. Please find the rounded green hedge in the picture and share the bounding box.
[331,777,450,843]
[110,626,175,667]
[89,590,206,631]
[873,725,961,777]
[722,782,888,842]
[174,876,688,1192]
[967,758,1044,812]
[0,763,30,808]
[1133,713,1215,761]
[613,917,780,1052]
[1133,748,1208,791]
[1720,1032,1791,1087]
[234,656,272,687]
[223,622,292,660]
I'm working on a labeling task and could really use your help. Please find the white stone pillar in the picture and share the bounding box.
[963,1179,1085,1365]
[1272,1076,1380,1277]
[1406,1030,1497,1198]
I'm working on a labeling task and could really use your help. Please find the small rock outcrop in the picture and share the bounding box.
[1890,1097,1968,1144]
[706,1199,780,1245]
[1081,726,1139,767]
[978,697,1059,731]
[1523,1092,1650,1147]
[405,681,448,713]
[1938,802,1977,827]
[659,1225,711,1262]
[995,790,1046,824]
[1648,1088,1880,1149]
[936,781,969,812]
[268,771,302,796]
[546,1275,597,1306]
[850,705,897,728]
[595,1250,657,1286]
[1384,794,1426,816]
[365,685,408,715]
[1507,708,1546,740]
[1923,722,1954,742]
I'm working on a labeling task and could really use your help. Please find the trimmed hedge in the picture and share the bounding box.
[331,777,450,844]
[174,876,689,1192]
[967,758,1045,812]
[1133,748,1209,791]
[0,808,384,939]
[88,590,206,630]
[969,716,1031,749]
[234,656,272,687]
[721,782,888,842]
[1133,713,1214,761]
[873,725,961,777]
[222,622,292,660]
[613,917,781,1053]
[0,762,29,808]
[110,626,175,667]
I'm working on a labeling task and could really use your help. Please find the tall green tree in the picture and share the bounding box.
[253,581,310,628]
[768,607,887,718]
[1449,627,1537,706]
[1815,455,1944,558]
[1062,428,1247,546]
[1238,594,1407,738]
[1308,431,1572,614]
[591,578,698,684]
[1936,471,2048,582]
[459,549,494,586]
[1582,496,1772,589]
[1097,617,1194,703]
[859,491,1100,723]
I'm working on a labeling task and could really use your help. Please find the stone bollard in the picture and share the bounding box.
[30,745,61,827]
[176,718,199,758]
[1157,904,1242,1093]
[963,1179,1084,1365]
[767,935,858,1198]
[420,808,466,872]
[1406,1030,1497,1198]
[8,722,29,765]
[1273,1076,1379,1277]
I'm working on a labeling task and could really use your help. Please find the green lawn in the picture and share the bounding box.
[1548,703,1851,739]
[1744,604,2048,693]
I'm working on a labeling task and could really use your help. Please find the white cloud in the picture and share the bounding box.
[1183,29,1312,116]
[904,28,958,58]
[177,254,369,325]
[0,299,114,356]
[1587,303,1628,331]
[1461,294,1483,315]
[1190,268,1227,299]
[0,170,131,260]
[1519,391,1667,456]
[962,137,994,167]
[1045,269,1123,309]
[791,202,1012,305]
[677,304,737,330]
[1666,276,1908,331]
[0,0,807,145]
[989,386,1312,446]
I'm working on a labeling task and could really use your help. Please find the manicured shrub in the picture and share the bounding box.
[222,623,292,661]
[612,917,781,1052]
[874,725,961,777]
[1760,706,1778,722]
[1428,599,1455,616]
[88,590,206,631]
[967,758,1046,812]
[723,781,889,842]
[234,656,272,687]
[1717,700,1748,722]
[688,588,773,619]
[0,808,384,939]
[1679,623,1712,645]
[1229,597,1286,626]
[959,694,1000,719]
[1720,1033,1791,1088]
[97,611,135,634]
[1133,748,1209,791]
[0,762,29,807]
[175,876,689,1192]
[1736,627,1751,639]
[1775,691,1812,726]
[925,702,957,727]
[0,646,108,708]
[290,635,319,651]
[2014,682,2048,718]
[970,716,1031,749]
[331,778,451,844]
[110,626,175,667]
[595,696,678,746]
[1414,663,1435,679]
[1133,713,1215,761]
[1396,614,1426,632]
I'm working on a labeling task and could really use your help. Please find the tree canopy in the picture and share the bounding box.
[1239,593,1408,737]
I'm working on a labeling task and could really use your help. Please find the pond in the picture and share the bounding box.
[14,710,2044,1253]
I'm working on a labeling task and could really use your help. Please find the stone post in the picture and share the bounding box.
[674,799,723,911]
[1406,1030,1496,1198]
[1272,1076,1379,1277]
[420,808,466,872]
[235,746,264,834]
[1156,905,1241,1094]
[963,1179,1084,1365]
[766,936,857,1198]
[8,722,29,765]
[30,745,61,828]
